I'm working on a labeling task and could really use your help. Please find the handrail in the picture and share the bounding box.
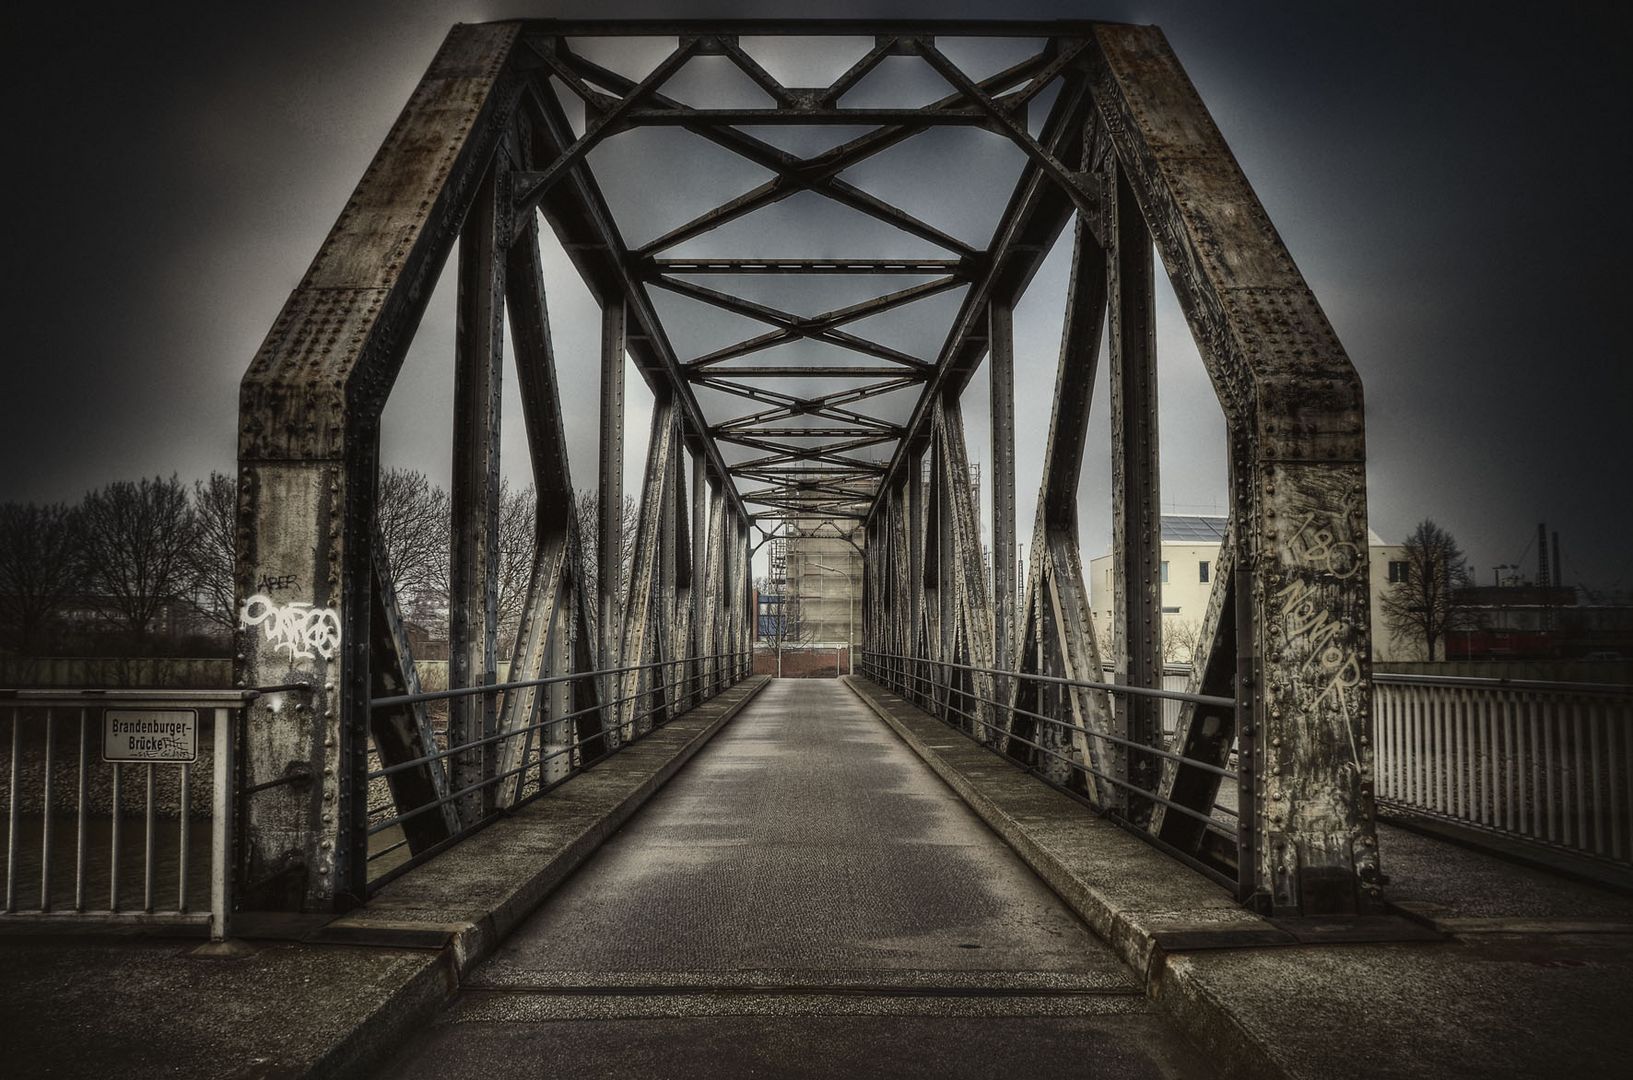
[862,649,1236,708]
[1372,673,1633,696]
[371,655,742,709]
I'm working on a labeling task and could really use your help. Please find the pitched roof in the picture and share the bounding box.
[1161,515,1228,542]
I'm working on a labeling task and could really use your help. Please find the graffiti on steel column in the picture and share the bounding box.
[1283,511,1363,580]
[1272,499,1368,768]
[240,593,343,661]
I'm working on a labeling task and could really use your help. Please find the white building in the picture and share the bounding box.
[1087,515,1414,663]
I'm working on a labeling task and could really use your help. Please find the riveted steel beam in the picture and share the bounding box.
[449,160,509,825]
[598,300,626,690]
[1087,23,1375,914]
[1106,155,1163,823]
[236,23,524,911]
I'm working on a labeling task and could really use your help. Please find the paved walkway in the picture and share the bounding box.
[382,678,1211,1079]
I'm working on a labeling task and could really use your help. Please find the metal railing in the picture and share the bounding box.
[365,651,750,891]
[1,685,306,941]
[859,650,1247,896]
[1374,673,1633,867]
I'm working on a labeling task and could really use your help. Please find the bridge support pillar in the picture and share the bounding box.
[234,23,525,912]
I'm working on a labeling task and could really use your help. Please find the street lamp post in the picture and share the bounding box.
[810,561,854,675]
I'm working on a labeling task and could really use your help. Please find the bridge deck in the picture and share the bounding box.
[384,678,1211,1079]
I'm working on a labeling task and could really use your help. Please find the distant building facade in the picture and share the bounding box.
[1087,515,1415,663]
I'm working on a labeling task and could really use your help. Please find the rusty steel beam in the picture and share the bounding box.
[449,163,508,825]
[235,23,524,911]
[1087,24,1376,913]
[597,300,625,685]
[1106,156,1163,820]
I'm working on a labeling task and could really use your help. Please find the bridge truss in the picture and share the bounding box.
[236,19,1377,917]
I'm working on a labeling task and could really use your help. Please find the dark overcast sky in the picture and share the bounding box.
[1,1,1629,590]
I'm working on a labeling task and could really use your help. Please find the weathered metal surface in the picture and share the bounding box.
[1106,158,1163,819]
[449,164,508,824]
[235,23,522,911]
[616,400,678,739]
[988,300,1017,679]
[597,300,625,690]
[1088,23,1375,912]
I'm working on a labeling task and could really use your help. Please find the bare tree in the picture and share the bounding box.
[0,501,84,653]
[496,481,535,657]
[1381,519,1471,661]
[1163,618,1201,667]
[189,472,237,633]
[78,476,198,648]
[377,468,451,631]
[572,489,638,641]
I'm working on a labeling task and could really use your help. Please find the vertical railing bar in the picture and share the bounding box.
[1469,689,1482,826]
[1442,686,1453,814]
[40,708,55,912]
[1605,702,1619,860]
[1376,686,1388,801]
[109,762,122,912]
[1623,700,1633,862]
[1561,702,1576,848]
[1392,686,1404,804]
[143,762,156,914]
[211,707,233,942]
[1506,691,1519,834]
[75,708,89,912]
[1508,689,1521,833]
[6,708,19,913]
[1527,693,1541,843]
[1437,687,1449,814]
[1572,702,1587,854]
[177,759,192,913]
[1544,693,1558,844]
[1484,692,1497,828]
[1589,699,1605,857]
[1404,687,1416,807]
[1456,687,1467,821]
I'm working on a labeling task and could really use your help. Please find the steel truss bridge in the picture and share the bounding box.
[234,19,1377,919]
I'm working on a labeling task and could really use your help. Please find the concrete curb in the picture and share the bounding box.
[841,675,1293,1080]
[306,676,771,1078]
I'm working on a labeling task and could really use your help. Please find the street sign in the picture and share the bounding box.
[103,709,199,763]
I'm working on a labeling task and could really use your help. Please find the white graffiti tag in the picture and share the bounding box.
[239,593,343,661]
[1285,512,1363,579]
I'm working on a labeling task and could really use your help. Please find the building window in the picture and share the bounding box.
[1199,560,1210,583]
[1160,561,1169,584]
[1161,606,1181,615]
[1388,560,1409,583]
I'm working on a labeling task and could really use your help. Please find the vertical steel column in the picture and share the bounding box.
[1106,158,1163,818]
[1088,23,1376,911]
[598,300,626,685]
[449,163,507,823]
[234,23,522,912]
[907,447,925,705]
[690,454,707,705]
[736,513,752,677]
[989,299,1017,738]
[989,300,1017,672]
[720,504,738,678]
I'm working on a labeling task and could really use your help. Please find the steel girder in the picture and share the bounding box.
[237,18,1374,917]
[847,23,1376,913]
[234,22,752,913]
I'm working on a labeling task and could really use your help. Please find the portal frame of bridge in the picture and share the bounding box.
[235,18,1377,918]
